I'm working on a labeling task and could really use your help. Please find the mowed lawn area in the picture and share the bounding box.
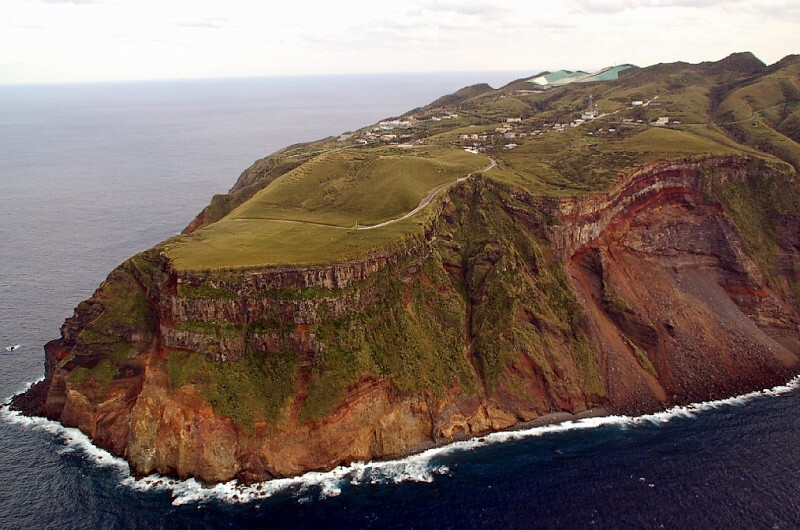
[165,146,489,270]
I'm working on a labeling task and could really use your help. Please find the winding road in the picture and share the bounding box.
[357,157,496,230]
[235,156,496,231]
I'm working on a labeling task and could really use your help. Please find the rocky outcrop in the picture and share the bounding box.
[548,156,750,260]
[562,159,799,409]
[12,156,800,484]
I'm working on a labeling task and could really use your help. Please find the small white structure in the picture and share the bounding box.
[506,118,522,123]
[582,95,598,120]
[631,100,644,106]
[653,117,670,126]
[378,120,412,130]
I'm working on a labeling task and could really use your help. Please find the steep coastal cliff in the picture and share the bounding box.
[11,53,800,484]
[13,155,800,483]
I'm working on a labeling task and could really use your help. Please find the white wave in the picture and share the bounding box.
[2,374,799,506]
[1,398,134,476]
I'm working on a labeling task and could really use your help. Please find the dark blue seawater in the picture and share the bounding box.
[1,73,799,530]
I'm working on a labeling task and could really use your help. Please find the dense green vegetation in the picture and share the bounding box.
[68,358,119,387]
[287,179,605,420]
[299,251,478,422]
[705,161,800,279]
[166,212,428,270]
[64,263,155,385]
[167,347,298,431]
[88,267,155,334]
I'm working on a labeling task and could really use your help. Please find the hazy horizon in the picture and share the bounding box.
[0,69,536,88]
[2,0,798,84]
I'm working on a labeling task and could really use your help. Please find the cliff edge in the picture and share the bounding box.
[11,53,800,484]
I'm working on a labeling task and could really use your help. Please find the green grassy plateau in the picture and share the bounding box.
[166,147,488,270]
[165,52,799,272]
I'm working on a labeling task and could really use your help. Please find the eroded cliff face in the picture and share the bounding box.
[12,157,800,483]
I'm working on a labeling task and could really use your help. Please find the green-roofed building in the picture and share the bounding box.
[528,64,633,87]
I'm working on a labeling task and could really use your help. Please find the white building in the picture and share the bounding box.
[582,95,598,120]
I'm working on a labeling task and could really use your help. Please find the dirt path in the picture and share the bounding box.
[357,157,496,230]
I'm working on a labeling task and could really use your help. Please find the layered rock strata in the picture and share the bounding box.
[13,156,800,483]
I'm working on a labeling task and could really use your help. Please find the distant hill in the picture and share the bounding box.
[429,83,495,107]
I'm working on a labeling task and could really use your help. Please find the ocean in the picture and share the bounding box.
[1,73,799,529]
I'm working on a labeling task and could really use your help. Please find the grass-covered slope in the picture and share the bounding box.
[714,56,800,169]
[174,52,800,273]
[230,147,484,226]
[166,147,488,270]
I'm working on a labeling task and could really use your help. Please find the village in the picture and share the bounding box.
[336,92,680,155]
[336,112,460,148]
[451,95,682,154]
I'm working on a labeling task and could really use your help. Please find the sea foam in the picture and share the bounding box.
[2,375,799,506]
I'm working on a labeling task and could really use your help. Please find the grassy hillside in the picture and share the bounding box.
[231,147,485,226]
[169,52,800,271]
[485,125,765,197]
[166,213,426,270]
[166,147,488,270]
[714,57,800,169]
